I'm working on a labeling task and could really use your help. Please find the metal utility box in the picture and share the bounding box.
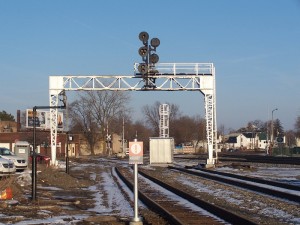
[14,141,30,159]
[149,137,174,164]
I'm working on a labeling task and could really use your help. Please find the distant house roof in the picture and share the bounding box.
[242,132,256,139]
[227,136,237,143]
[257,133,267,140]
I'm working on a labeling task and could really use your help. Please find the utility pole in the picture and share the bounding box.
[271,108,278,147]
[122,117,125,156]
[66,132,69,174]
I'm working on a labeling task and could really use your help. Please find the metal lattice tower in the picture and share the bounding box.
[159,104,170,138]
[49,63,217,166]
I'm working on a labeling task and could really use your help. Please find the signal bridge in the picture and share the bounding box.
[49,62,217,166]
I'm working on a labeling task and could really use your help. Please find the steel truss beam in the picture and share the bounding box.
[52,75,207,91]
[49,63,217,166]
[204,94,214,164]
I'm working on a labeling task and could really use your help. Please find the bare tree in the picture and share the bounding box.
[218,124,226,149]
[189,115,206,150]
[285,130,296,147]
[250,120,266,132]
[21,130,50,152]
[69,91,130,155]
[125,120,153,152]
[69,95,99,155]
[171,115,205,147]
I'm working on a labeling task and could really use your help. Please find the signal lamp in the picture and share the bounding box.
[149,53,159,64]
[138,46,148,57]
[150,38,160,48]
[139,31,149,43]
[138,63,148,75]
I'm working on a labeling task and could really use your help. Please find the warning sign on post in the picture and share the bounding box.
[129,141,143,164]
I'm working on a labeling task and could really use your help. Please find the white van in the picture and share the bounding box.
[0,156,16,176]
[0,147,28,171]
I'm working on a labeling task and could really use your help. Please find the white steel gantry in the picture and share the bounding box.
[159,104,170,138]
[49,63,217,166]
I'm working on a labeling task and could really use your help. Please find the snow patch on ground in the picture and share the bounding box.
[102,170,133,216]
[13,215,87,225]
[177,175,244,205]
[215,166,300,186]
[85,165,133,217]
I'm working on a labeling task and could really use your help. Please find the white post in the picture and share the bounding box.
[130,137,143,225]
[133,163,139,220]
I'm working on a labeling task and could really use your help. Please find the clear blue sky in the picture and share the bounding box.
[0,0,299,132]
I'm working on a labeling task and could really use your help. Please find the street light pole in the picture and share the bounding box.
[32,107,37,201]
[66,132,69,174]
[271,108,278,147]
[31,92,66,200]
[122,117,125,156]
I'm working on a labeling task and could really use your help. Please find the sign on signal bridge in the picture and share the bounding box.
[129,141,143,164]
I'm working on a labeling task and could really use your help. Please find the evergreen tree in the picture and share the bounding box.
[295,116,300,137]
[273,118,284,137]
[0,110,15,121]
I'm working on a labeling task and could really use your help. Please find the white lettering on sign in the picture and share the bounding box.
[19,149,26,154]
[131,143,142,155]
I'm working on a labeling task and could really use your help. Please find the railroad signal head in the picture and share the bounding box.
[138,32,149,63]
[149,37,160,64]
[138,46,148,57]
[139,31,149,44]
[138,63,148,75]
[149,53,159,64]
[137,31,160,83]
[151,38,160,48]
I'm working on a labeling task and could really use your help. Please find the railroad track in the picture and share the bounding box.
[219,154,300,165]
[169,166,300,204]
[175,154,300,165]
[115,166,257,225]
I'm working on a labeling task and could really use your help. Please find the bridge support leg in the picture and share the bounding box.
[204,93,216,168]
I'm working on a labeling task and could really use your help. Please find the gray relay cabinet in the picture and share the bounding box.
[149,137,174,164]
[14,141,30,159]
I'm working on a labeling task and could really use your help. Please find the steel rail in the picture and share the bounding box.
[115,167,184,225]
[174,154,300,165]
[115,167,257,225]
[169,166,300,204]
[218,153,300,165]
[198,167,300,191]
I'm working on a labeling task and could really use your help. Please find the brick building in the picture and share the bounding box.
[0,110,123,158]
[0,110,80,159]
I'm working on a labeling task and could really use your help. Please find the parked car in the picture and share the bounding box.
[0,147,28,171]
[227,148,239,152]
[30,152,51,164]
[0,156,16,176]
